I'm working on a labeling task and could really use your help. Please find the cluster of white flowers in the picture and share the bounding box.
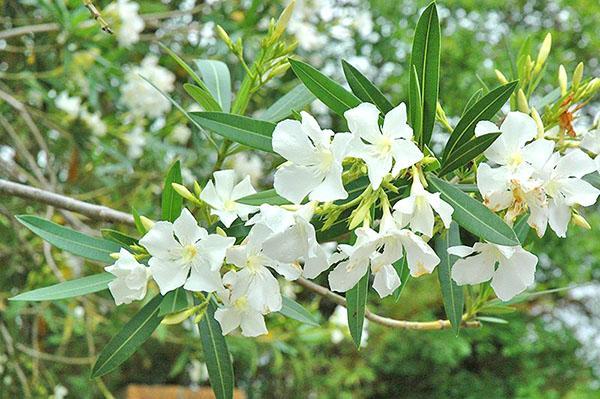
[121,55,175,119]
[105,0,145,48]
[101,101,600,337]
[55,91,107,136]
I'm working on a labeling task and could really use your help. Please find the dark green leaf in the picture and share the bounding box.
[410,2,441,146]
[427,175,519,246]
[91,295,164,377]
[199,301,234,399]
[161,160,183,222]
[513,213,531,244]
[342,60,393,113]
[16,215,120,263]
[443,81,518,161]
[159,288,190,316]
[190,112,275,153]
[195,60,232,112]
[462,89,483,116]
[237,189,289,206]
[289,59,361,116]
[392,256,411,302]
[278,296,319,326]
[346,268,370,349]
[260,84,316,122]
[408,65,423,141]
[435,222,464,335]
[10,273,114,301]
[183,83,223,112]
[438,133,501,176]
[132,208,147,235]
[101,229,138,247]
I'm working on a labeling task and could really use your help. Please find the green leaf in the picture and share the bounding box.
[16,215,120,264]
[190,112,275,153]
[435,222,464,335]
[132,208,147,235]
[260,84,316,122]
[289,59,361,116]
[237,189,290,206]
[91,295,164,377]
[513,213,531,244]
[101,229,138,247]
[462,89,483,116]
[346,268,370,349]
[392,256,411,302]
[161,160,183,222]
[199,301,234,399]
[10,273,115,301]
[438,133,501,177]
[278,296,319,326]
[408,65,423,140]
[427,175,519,246]
[409,2,441,146]
[476,316,508,324]
[443,81,518,161]
[195,60,232,112]
[159,288,190,316]
[183,83,223,112]
[342,60,393,113]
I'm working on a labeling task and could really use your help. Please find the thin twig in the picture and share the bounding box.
[0,23,60,40]
[1,180,481,330]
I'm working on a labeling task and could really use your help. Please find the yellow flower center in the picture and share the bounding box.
[246,255,264,273]
[318,149,334,172]
[182,244,198,263]
[233,296,248,310]
[223,200,237,211]
[375,136,393,155]
[412,261,430,277]
[508,152,523,167]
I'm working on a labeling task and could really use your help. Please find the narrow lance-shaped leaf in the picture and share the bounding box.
[190,112,276,153]
[462,89,483,116]
[342,60,393,113]
[443,81,518,161]
[184,83,222,112]
[409,65,423,140]
[195,60,232,112]
[289,59,361,117]
[198,301,235,399]
[278,296,319,326]
[91,295,164,377]
[434,222,464,335]
[159,288,190,316]
[410,2,441,146]
[101,229,138,247]
[438,132,501,177]
[346,268,370,349]
[393,256,411,302]
[16,215,120,264]
[10,273,115,301]
[162,160,183,222]
[427,175,519,246]
[260,84,316,123]
[237,189,290,206]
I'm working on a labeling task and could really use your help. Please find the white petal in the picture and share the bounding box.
[196,234,235,271]
[558,178,600,207]
[184,267,223,292]
[499,111,537,149]
[247,269,282,313]
[400,231,440,276]
[548,198,571,238]
[240,311,268,337]
[308,163,347,202]
[148,258,189,295]
[213,170,236,200]
[214,307,242,335]
[330,132,354,161]
[491,248,537,301]
[226,245,248,268]
[199,180,223,209]
[272,119,318,165]
[303,245,330,279]
[139,221,179,260]
[328,259,369,293]
[554,149,596,179]
[364,152,392,189]
[173,208,206,245]
[390,139,423,175]
[230,176,257,200]
[270,261,302,280]
[450,252,495,285]
[372,264,400,298]
[382,103,412,139]
[274,164,322,204]
[428,193,454,228]
[344,102,381,142]
[300,111,329,147]
[262,225,309,263]
[447,245,475,257]
[410,200,435,237]
[474,120,499,137]
[521,139,555,171]
[211,209,239,228]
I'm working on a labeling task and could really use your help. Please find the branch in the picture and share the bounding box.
[0,179,481,330]
[0,23,60,40]
[0,179,133,225]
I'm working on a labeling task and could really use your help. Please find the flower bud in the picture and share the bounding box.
[517,89,529,113]
[140,216,154,231]
[572,213,591,230]
[558,65,568,95]
[110,252,120,260]
[273,1,296,40]
[172,183,197,203]
[193,180,202,197]
[215,226,227,237]
[534,33,552,73]
[216,25,233,47]
[495,69,509,84]
[572,62,584,90]
[530,107,544,139]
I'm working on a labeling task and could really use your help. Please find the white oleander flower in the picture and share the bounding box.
[105,0,145,47]
[328,215,439,297]
[247,203,329,279]
[214,283,268,337]
[393,175,454,237]
[55,91,81,118]
[345,102,423,189]
[449,243,538,301]
[104,248,150,305]
[225,224,292,313]
[170,124,192,144]
[273,112,353,204]
[121,55,175,119]
[529,148,600,237]
[139,208,235,295]
[200,170,258,228]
